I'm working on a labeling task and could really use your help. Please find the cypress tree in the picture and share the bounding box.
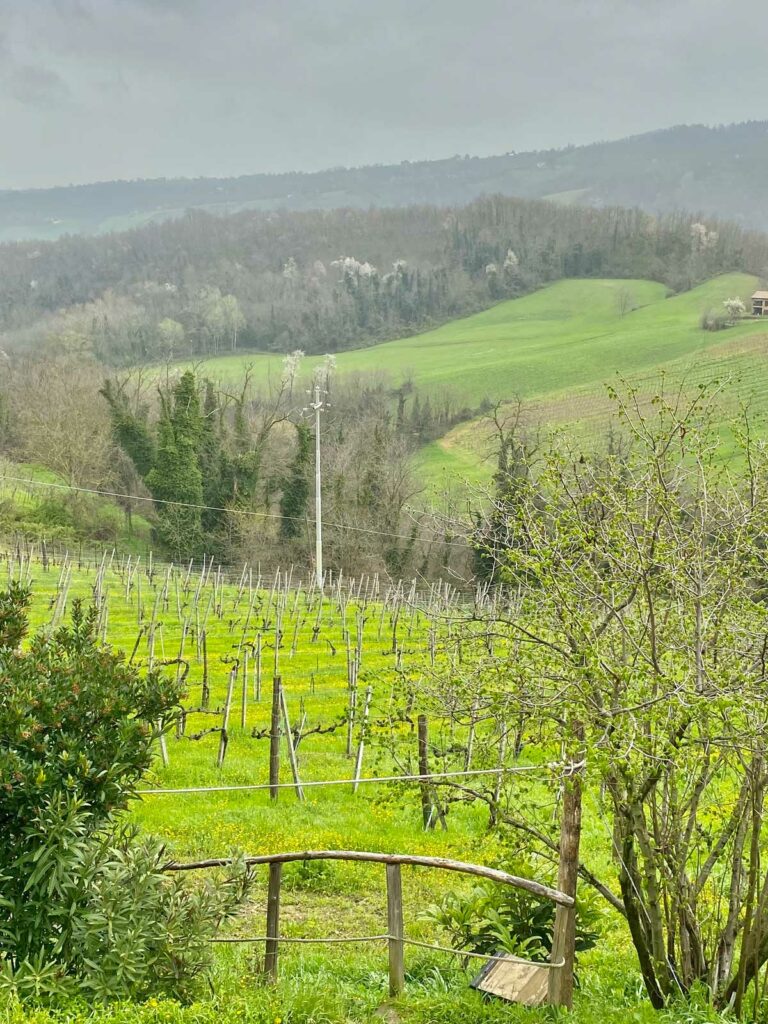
[280,422,312,539]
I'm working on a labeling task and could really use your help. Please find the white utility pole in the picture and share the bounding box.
[309,383,325,589]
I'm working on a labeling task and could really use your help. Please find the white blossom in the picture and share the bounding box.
[281,349,304,391]
[331,255,377,283]
[313,353,337,391]
[723,297,746,319]
[503,249,520,272]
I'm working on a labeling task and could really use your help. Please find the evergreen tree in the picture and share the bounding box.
[145,373,204,558]
[280,422,312,539]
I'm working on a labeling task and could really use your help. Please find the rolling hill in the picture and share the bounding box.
[184,273,768,488]
[2,121,768,242]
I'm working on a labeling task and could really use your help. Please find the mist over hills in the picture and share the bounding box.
[2,121,768,243]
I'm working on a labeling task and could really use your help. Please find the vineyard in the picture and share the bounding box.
[3,541,590,1015]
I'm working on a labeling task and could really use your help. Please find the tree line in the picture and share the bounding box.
[2,194,767,364]
[3,121,768,241]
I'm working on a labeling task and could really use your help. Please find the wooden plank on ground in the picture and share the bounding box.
[470,955,549,1007]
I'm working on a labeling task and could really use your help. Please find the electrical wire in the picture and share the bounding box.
[0,471,472,550]
[136,763,577,796]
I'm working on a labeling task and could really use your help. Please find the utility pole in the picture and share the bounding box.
[309,383,325,589]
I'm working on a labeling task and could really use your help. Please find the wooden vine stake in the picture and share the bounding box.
[269,675,282,801]
[352,685,373,793]
[240,649,249,730]
[201,630,210,708]
[279,685,305,801]
[216,665,236,768]
[254,633,262,702]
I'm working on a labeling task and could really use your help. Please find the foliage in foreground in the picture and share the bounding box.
[0,590,251,1003]
[457,382,768,1014]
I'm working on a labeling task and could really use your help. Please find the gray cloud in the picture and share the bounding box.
[4,64,70,106]
[0,0,766,188]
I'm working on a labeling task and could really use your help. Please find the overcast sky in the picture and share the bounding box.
[0,0,766,190]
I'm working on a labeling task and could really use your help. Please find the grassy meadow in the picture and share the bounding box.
[2,548,667,1024]
[0,459,153,554]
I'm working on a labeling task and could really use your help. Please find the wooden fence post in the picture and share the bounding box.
[269,675,281,802]
[264,861,282,982]
[547,750,583,1009]
[386,863,405,997]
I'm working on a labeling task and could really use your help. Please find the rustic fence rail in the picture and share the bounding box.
[163,849,575,1003]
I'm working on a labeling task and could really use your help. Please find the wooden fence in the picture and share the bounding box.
[164,849,576,1006]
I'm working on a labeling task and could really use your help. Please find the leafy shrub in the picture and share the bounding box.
[423,865,602,962]
[0,798,250,1004]
[0,595,178,837]
[0,585,252,1004]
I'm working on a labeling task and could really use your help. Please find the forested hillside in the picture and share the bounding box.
[2,121,768,242]
[2,194,767,364]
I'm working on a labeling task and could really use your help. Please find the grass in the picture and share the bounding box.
[181,274,762,405]
[3,551,666,1023]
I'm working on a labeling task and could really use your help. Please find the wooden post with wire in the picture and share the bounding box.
[264,862,282,982]
[547,732,584,1009]
[386,863,405,997]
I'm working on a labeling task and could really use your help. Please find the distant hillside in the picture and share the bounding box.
[2,121,768,242]
[3,195,767,365]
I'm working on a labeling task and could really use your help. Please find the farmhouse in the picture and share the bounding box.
[752,290,768,316]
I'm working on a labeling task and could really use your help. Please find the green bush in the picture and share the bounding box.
[423,863,602,962]
[0,585,252,1004]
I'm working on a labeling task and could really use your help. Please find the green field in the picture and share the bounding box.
[4,550,650,1024]
[185,274,762,401]
[181,273,768,491]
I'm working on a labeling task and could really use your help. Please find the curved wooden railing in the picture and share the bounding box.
[164,849,574,1000]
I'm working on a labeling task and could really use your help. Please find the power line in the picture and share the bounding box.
[136,763,580,796]
[0,471,471,550]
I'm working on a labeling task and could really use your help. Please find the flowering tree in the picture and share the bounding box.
[723,297,746,321]
[281,349,304,394]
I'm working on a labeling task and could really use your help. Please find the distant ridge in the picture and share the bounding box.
[2,121,768,242]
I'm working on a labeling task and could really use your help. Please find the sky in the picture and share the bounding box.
[1,0,767,190]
